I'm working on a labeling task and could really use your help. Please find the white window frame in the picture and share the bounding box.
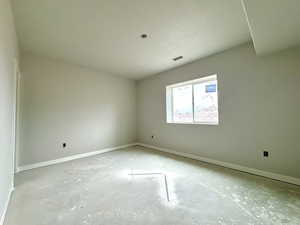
[166,74,219,125]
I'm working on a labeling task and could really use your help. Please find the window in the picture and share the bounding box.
[166,75,218,125]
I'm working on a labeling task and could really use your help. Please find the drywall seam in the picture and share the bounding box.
[137,143,300,186]
[240,0,258,54]
[0,188,14,225]
[16,143,138,172]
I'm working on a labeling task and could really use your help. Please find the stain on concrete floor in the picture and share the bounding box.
[4,146,300,225]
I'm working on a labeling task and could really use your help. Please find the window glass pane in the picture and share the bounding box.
[172,85,193,123]
[194,80,218,123]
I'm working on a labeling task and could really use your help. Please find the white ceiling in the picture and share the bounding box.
[242,0,300,55]
[12,0,251,79]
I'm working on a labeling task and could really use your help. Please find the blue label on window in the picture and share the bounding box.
[205,84,216,93]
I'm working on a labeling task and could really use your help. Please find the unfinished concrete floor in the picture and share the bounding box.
[5,146,300,225]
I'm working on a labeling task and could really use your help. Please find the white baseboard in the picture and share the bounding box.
[16,143,138,173]
[0,188,14,225]
[137,143,300,186]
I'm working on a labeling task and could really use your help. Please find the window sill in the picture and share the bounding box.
[167,122,219,126]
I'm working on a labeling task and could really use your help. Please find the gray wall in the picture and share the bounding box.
[0,0,19,221]
[19,53,136,166]
[137,43,300,178]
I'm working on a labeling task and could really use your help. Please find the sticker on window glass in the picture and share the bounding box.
[205,84,216,93]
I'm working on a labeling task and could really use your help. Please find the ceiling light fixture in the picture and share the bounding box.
[173,56,183,61]
[140,34,148,38]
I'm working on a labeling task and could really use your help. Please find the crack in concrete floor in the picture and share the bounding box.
[128,172,170,202]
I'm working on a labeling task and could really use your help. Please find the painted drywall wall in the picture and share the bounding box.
[18,53,136,166]
[137,43,300,179]
[0,0,19,223]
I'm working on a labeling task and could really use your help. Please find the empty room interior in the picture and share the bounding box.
[1,0,300,224]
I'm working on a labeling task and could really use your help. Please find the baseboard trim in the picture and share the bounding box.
[137,143,300,186]
[0,188,14,225]
[16,143,138,173]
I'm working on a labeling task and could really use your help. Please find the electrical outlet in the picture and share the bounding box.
[263,151,269,157]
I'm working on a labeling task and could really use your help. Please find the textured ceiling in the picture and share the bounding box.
[242,0,300,55]
[12,0,251,79]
